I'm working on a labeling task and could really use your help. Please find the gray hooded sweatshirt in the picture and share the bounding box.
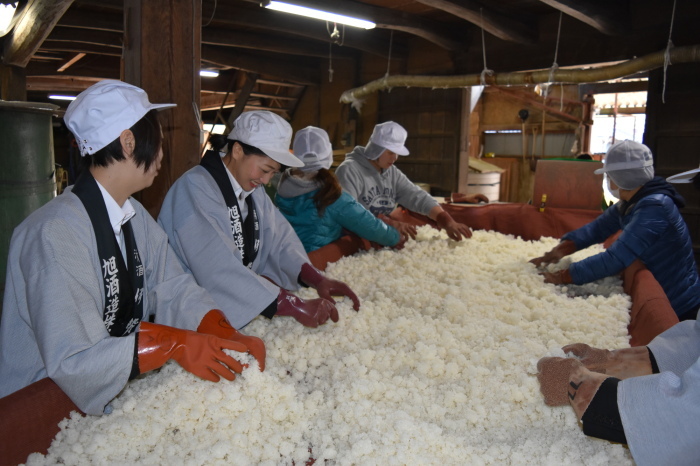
[335,146,438,217]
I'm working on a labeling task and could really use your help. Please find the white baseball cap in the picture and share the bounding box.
[367,121,409,157]
[64,80,176,156]
[594,140,654,189]
[293,126,333,172]
[227,111,303,167]
[667,165,700,183]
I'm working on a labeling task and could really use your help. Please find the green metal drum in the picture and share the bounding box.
[0,101,59,313]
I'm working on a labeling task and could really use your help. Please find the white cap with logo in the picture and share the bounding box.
[227,111,303,168]
[64,80,176,156]
[364,121,410,160]
[292,126,333,172]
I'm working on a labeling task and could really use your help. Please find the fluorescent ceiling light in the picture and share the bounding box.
[0,3,17,36]
[49,95,77,101]
[200,70,219,78]
[265,1,375,29]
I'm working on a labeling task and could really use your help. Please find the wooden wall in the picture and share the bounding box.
[644,62,700,263]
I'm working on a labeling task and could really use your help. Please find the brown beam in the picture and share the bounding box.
[226,72,259,131]
[536,0,627,35]
[2,0,76,67]
[413,0,537,44]
[203,27,355,60]
[38,41,122,57]
[47,27,122,49]
[1,65,27,100]
[26,75,101,92]
[489,86,582,124]
[202,44,319,86]
[57,53,86,72]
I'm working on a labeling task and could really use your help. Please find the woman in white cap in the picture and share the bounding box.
[276,126,403,252]
[0,80,264,416]
[530,140,700,320]
[335,121,476,241]
[159,111,360,330]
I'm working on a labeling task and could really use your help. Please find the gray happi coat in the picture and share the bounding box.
[158,164,309,329]
[335,146,438,217]
[0,188,218,415]
[619,319,700,465]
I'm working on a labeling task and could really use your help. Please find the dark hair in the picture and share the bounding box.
[210,135,264,157]
[313,168,342,216]
[80,110,162,171]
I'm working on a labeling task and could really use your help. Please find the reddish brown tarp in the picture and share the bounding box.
[0,378,83,465]
[0,203,680,465]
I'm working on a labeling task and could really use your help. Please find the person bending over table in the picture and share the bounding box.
[158,111,360,330]
[335,121,481,242]
[530,140,700,321]
[0,81,263,415]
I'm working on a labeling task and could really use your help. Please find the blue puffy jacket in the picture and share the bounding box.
[564,177,700,319]
[276,189,400,253]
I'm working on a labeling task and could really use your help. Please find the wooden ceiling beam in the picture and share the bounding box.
[240,0,464,51]
[413,0,537,44]
[536,0,627,35]
[26,75,101,92]
[204,4,406,59]
[38,41,122,57]
[47,27,122,49]
[202,44,319,86]
[202,27,356,60]
[2,0,76,67]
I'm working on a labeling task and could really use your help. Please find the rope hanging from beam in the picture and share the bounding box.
[339,44,700,110]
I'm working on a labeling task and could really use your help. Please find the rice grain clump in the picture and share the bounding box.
[26,228,633,465]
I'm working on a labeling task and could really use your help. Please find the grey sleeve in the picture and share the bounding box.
[393,169,439,216]
[335,163,363,201]
[158,181,279,330]
[136,210,220,331]
[23,218,135,416]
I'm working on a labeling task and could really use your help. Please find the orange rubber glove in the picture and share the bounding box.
[138,322,246,382]
[530,239,577,267]
[276,289,338,328]
[299,262,361,311]
[197,309,266,371]
[436,211,472,241]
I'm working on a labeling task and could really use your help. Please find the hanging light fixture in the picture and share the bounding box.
[0,2,18,37]
[199,70,220,78]
[263,1,375,29]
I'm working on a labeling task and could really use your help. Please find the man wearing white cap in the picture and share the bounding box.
[335,121,475,241]
[276,126,402,252]
[531,140,700,321]
[0,80,264,416]
[159,111,360,330]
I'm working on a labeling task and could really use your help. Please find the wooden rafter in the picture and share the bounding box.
[413,0,537,44]
[2,0,75,67]
[536,0,627,35]
[240,0,464,51]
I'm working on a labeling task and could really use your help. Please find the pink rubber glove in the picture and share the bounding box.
[299,263,361,311]
[275,289,338,328]
[436,211,472,241]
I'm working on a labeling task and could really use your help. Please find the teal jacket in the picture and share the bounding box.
[276,172,400,253]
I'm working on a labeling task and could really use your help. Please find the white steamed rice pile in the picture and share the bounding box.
[26,227,634,465]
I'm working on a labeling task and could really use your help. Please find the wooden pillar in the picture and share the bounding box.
[457,87,472,193]
[0,65,27,101]
[123,0,202,218]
